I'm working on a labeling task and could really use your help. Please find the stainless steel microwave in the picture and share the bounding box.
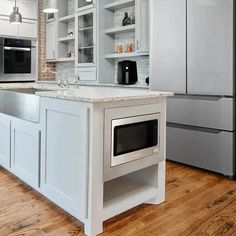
[104,105,165,182]
[0,38,36,82]
[111,114,160,167]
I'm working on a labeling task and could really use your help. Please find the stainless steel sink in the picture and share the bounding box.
[2,87,51,94]
[0,88,52,123]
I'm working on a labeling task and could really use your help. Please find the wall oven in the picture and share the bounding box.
[0,38,36,82]
[104,104,165,181]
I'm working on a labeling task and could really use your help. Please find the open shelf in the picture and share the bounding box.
[57,57,75,62]
[59,14,75,23]
[58,36,75,42]
[105,52,149,59]
[103,176,157,221]
[105,24,135,35]
[104,0,135,11]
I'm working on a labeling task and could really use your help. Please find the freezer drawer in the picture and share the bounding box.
[167,96,235,131]
[167,125,234,177]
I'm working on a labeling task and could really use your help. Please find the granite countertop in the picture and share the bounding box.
[36,87,173,103]
[0,82,173,103]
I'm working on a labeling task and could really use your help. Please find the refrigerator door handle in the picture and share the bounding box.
[167,123,226,134]
[171,95,225,101]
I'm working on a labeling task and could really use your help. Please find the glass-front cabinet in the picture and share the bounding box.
[76,0,96,12]
[76,8,96,67]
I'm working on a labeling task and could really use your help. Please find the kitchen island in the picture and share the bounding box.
[0,83,173,236]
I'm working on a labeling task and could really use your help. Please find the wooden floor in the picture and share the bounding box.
[1,162,236,236]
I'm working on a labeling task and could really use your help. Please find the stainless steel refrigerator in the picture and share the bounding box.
[150,0,235,177]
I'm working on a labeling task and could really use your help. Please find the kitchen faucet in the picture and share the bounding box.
[43,67,69,88]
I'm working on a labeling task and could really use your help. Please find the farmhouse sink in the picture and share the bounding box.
[0,88,53,123]
[2,87,51,94]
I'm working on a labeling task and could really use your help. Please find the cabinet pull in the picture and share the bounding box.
[136,40,140,50]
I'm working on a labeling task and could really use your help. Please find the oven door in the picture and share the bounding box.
[4,46,32,74]
[111,113,160,167]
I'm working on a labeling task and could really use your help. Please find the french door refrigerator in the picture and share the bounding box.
[150,0,235,177]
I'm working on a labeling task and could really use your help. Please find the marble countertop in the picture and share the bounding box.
[0,82,173,103]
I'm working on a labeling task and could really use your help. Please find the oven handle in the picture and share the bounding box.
[4,46,31,51]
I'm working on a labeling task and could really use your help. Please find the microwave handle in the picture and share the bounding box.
[4,46,31,52]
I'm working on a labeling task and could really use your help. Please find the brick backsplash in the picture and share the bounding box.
[38,0,56,81]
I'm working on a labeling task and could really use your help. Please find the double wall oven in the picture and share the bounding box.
[0,38,36,82]
[104,104,165,181]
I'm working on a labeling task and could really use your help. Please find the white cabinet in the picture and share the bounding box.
[46,22,57,61]
[19,19,38,38]
[75,67,96,81]
[40,98,89,219]
[0,16,17,37]
[19,0,38,20]
[11,121,40,189]
[0,0,38,20]
[0,114,11,169]
[75,8,97,67]
[150,0,186,93]
[76,0,96,12]
[135,0,149,53]
[0,16,37,39]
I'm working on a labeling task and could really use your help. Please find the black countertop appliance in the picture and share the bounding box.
[117,60,138,85]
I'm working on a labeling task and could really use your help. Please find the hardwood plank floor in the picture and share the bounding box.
[1,162,236,236]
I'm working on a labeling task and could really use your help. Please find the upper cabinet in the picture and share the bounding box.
[187,0,234,96]
[46,22,57,61]
[76,0,96,12]
[75,8,96,67]
[0,0,38,39]
[150,0,187,93]
[0,16,37,39]
[135,0,149,53]
[0,0,38,20]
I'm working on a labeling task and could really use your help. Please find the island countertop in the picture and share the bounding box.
[36,87,173,103]
[0,82,173,103]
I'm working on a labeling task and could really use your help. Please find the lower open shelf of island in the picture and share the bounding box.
[103,175,158,221]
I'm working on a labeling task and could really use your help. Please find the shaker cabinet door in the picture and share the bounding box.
[46,22,57,60]
[11,122,40,189]
[19,19,38,39]
[150,0,186,93]
[135,0,149,53]
[40,99,89,219]
[0,115,11,169]
[0,17,17,37]
[187,0,234,96]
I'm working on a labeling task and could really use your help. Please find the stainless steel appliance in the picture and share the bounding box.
[117,60,138,85]
[111,114,160,167]
[0,88,53,123]
[104,104,166,181]
[150,0,235,177]
[0,38,36,82]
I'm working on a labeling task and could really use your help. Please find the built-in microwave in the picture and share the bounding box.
[104,105,165,181]
[111,114,160,167]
